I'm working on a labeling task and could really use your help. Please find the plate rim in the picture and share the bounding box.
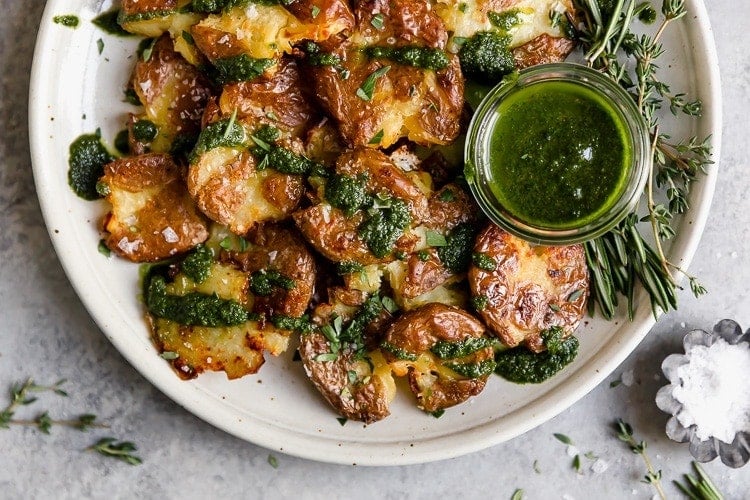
[28,0,722,465]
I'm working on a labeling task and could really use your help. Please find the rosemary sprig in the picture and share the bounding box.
[673,462,725,500]
[574,0,711,319]
[88,438,142,466]
[615,419,666,500]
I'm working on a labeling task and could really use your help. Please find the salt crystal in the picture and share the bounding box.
[162,226,179,243]
[590,458,609,474]
[621,369,635,387]
[672,338,750,442]
[731,251,738,258]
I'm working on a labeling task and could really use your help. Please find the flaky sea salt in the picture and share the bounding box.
[671,337,750,442]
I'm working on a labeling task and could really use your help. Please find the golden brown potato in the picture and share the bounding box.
[191,1,354,62]
[218,59,320,138]
[149,261,290,380]
[188,144,305,235]
[424,183,479,231]
[100,153,209,262]
[293,148,428,263]
[468,224,588,352]
[132,36,213,152]
[383,303,494,412]
[435,0,575,49]
[309,0,464,147]
[299,332,395,423]
[221,224,316,318]
[120,0,202,40]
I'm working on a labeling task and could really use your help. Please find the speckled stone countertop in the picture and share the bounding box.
[2,1,749,498]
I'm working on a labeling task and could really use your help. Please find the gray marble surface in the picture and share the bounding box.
[2,1,749,498]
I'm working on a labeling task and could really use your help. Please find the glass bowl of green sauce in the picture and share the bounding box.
[465,63,651,245]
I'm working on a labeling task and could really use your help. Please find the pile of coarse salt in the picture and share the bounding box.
[671,337,750,443]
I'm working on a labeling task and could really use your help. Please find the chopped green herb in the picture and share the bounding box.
[371,13,385,30]
[337,417,348,426]
[267,453,279,469]
[431,409,445,418]
[368,129,384,145]
[159,351,179,360]
[132,120,158,142]
[554,433,573,445]
[510,489,523,500]
[438,188,456,202]
[426,230,448,247]
[572,454,582,473]
[270,314,315,333]
[533,460,541,474]
[92,10,133,37]
[458,2,468,13]
[124,88,141,106]
[610,379,622,388]
[181,30,195,45]
[417,250,431,261]
[567,289,584,302]
[96,38,104,55]
[314,353,338,362]
[53,15,79,28]
[311,5,320,18]
[140,37,157,62]
[380,296,399,314]
[356,66,391,101]
[98,240,112,257]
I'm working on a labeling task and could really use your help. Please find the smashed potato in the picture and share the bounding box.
[468,224,588,352]
[383,303,494,412]
[100,153,209,262]
[308,0,464,147]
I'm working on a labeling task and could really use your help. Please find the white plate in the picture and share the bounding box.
[29,0,721,465]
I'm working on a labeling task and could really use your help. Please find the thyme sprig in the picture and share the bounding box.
[88,438,142,465]
[2,378,140,465]
[615,419,666,500]
[574,0,712,319]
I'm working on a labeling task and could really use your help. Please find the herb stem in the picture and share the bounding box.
[646,126,674,283]
[5,418,109,429]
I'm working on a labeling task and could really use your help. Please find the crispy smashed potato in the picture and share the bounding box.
[149,260,291,380]
[309,0,464,147]
[119,0,201,39]
[469,224,589,352]
[191,0,354,62]
[383,303,494,412]
[299,334,395,423]
[131,36,213,152]
[100,153,209,262]
[222,223,316,318]
[188,143,305,235]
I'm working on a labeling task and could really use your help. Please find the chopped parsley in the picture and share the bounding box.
[356,66,391,101]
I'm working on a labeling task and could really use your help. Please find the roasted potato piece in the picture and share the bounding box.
[132,36,213,152]
[221,224,316,318]
[468,224,588,352]
[119,0,202,40]
[191,1,354,62]
[309,0,463,147]
[149,261,290,380]
[299,333,395,423]
[188,138,305,235]
[301,292,396,423]
[293,148,428,263]
[100,153,209,262]
[218,59,320,138]
[383,303,494,412]
[435,0,574,48]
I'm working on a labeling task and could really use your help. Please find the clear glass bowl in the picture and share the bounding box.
[464,63,651,245]
[656,319,750,468]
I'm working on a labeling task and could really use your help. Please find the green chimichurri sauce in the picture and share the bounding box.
[487,81,631,228]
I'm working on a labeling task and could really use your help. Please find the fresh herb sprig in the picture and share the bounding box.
[574,0,711,319]
[2,378,140,465]
[88,438,142,465]
[0,378,106,432]
[674,461,725,500]
[615,419,666,500]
